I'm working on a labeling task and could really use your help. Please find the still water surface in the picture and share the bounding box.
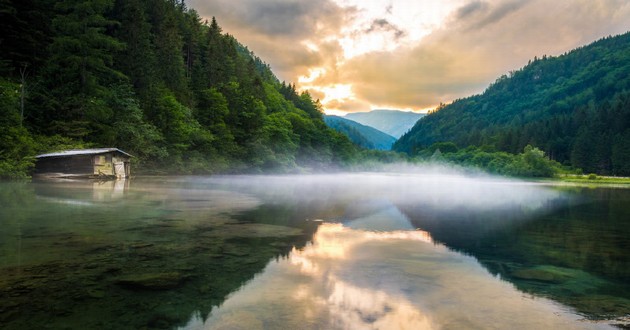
[0,173,628,329]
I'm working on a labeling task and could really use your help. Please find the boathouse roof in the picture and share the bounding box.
[36,148,133,159]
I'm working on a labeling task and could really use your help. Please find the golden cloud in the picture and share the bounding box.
[188,0,630,113]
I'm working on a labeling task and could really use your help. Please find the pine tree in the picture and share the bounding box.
[38,0,124,137]
[112,0,156,96]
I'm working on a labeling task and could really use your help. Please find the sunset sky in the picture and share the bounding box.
[187,0,630,115]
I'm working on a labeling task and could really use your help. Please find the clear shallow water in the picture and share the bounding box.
[0,173,628,329]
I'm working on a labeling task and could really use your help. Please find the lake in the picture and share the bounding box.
[0,172,628,329]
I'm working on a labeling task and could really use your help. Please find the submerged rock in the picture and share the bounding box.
[572,294,630,319]
[510,265,573,283]
[87,288,105,298]
[115,272,187,290]
[201,223,303,238]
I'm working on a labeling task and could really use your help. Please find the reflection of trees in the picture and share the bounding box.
[191,223,594,330]
[397,188,630,322]
[0,181,318,329]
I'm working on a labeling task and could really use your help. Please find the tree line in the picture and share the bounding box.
[394,32,630,176]
[0,0,359,178]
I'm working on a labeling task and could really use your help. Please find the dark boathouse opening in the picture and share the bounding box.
[34,148,132,180]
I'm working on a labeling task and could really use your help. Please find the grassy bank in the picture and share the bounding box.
[551,174,630,185]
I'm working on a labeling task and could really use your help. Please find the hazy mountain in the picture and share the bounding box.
[324,116,397,150]
[394,32,630,175]
[344,110,425,138]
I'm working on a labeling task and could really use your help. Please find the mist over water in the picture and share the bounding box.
[175,169,620,329]
[1,168,628,329]
[201,167,568,223]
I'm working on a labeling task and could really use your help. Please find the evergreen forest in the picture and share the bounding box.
[0,0,359,178]
[3,0,630,179]
[394,32,630,176]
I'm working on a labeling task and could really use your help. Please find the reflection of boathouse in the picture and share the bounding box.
[35,148,132,179]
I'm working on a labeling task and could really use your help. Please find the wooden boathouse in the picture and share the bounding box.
[34,148,132,179]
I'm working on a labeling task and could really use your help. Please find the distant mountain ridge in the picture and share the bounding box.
[324,116,397,150]
[344,110,425,138]
[394,32,630,175]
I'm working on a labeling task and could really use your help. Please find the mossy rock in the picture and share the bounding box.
[86,288,106,298]
[571,294,630,319]
[115,272,187,290]
[510,265,574,283]
[201,223,303,238]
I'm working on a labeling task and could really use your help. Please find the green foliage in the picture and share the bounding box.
[0,75,91,178]
[513,145,560,177]
[1,1,361,177]
[0,78,35,178]
[255,113,298,170]
[146,88,197,148]
[103,83,166,161]
[47,0,124,104]
[195,88,228,127]
[612,130,630,176]
[429,144,562,177]
[395,32,630,175]
[428,142,458,155]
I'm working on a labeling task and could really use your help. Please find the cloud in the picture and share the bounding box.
[189,0,347,38]
[385,4,393,15]
[325,98,371,113]
[328,0,630,110]
[366,19,405,39]
[335,46,490,109]
[456,1,489,20]
[187,0,352,81]
[470,0,532,30]
[188,0,630,113]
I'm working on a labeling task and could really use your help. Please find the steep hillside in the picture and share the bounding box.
[0,0,358,177]
[345,110,425,138]
[394,32,630,175]
[324,116,396,150]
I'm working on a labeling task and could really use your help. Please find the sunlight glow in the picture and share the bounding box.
[324,109,349,116]
[369,105,436,114]
[338,32,400,59]
[319,84,354,104]
[302,40,320,53]
[298,67,327,84]
[331,0,461,59]
[299,0,466,112]
[290,223,434,278]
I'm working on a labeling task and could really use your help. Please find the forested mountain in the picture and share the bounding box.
[345,110,425,138]
[394,32,630,175]
[0,0,357,177]
[324,115,396,150]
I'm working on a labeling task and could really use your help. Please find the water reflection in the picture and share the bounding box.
[183,221,609,329]
[398,187,630,322]
[0,179,315,329]
[2,173,628,329]
[33,179,130,205]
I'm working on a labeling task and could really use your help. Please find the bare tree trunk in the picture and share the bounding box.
[19,64,29,127]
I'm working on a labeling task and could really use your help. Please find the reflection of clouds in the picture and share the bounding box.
[325,279,433,330]
[182,222,605,330]
[288,223,435,329]
[289,223,432,277]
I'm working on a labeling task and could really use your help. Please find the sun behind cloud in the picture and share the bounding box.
[187,0,630,115]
